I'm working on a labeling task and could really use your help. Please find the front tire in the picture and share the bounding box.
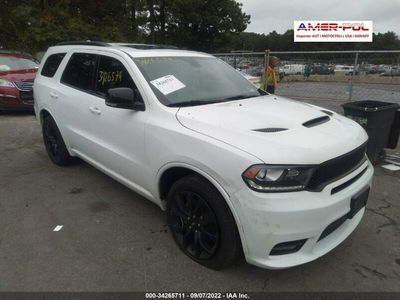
[166,175,242,270]
[42,115,74,166]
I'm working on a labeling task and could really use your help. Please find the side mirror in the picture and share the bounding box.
[105,88,145,111]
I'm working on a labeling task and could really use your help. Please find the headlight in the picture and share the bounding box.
[242,164,316,192]
[0,78,15,88]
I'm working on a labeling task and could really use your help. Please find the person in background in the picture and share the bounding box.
[264,56,279,94]
[304,64,311,80]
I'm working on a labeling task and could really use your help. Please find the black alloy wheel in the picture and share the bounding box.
[169,190,220,260]
[166,175,242,270]
[42,115,74,166]
[43,120,60,159]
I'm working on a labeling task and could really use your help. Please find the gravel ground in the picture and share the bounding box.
[0,102,399,292]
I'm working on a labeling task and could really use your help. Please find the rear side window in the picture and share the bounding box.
[61,53,97,92]
[95,55,136,96]
[41,53,66,77]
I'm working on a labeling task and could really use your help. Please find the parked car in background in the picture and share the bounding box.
[0,50,38,111]
[280,64,305,75]
[310,64,334,75]
[363,64,379,74]
[334,65,358,76]
[377,64,392,74]
[380,67,400,77]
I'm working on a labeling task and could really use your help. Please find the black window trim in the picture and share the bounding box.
[60,52,99,96]
[59,51,146,107]
[92,53,144,103]
[40,52,67,78]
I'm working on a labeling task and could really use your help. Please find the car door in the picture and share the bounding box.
[56,51,100,157]
[87,53,149,192]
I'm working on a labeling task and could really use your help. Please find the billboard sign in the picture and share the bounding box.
[294,21,373,42]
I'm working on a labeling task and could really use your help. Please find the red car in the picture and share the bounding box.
[0,51,38,111]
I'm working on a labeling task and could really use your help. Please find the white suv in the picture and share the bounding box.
[34,42,374,270]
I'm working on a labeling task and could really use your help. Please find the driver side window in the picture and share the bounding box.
[95,55,136,96]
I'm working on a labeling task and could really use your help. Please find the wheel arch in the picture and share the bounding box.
[158,163,230,203]
[39,108,73,156]
[39,108,55,125]
[157,163,248,254]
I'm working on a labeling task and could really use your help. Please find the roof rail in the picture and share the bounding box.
[56,41,111,47]
[55,41,179,50]
[116,43,179,50]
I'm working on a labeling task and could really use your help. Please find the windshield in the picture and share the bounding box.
[0,55,39,72]
[133,56,265,107]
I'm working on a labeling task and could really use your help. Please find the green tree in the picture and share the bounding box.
[156,0,250,50]
[3,1,397,55]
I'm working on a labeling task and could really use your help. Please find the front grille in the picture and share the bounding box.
[20,90,34,102]
[14,80,34,91]
[307,142,367,192]
[14,80,34,103]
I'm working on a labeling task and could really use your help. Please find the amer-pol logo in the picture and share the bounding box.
[294,21,373,42]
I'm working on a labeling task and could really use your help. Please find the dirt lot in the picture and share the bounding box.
[0,102,399,292]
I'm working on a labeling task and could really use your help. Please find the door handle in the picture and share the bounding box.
[89,106,102,115]
[49,92,58,99]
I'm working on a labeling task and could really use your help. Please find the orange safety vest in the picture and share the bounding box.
[266,66,278,88]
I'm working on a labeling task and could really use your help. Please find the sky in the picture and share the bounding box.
[240,0,400,35]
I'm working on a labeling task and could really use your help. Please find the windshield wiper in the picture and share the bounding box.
[167,99,223,107]
[258,88,268,95]
[167,93,262,107]
[217,93,261,101]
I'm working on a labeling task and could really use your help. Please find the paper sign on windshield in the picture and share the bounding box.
[150,75,186,95]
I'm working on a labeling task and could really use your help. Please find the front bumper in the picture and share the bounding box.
[231,159,374,269]
[0,87,34,111]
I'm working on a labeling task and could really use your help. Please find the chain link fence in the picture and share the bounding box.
[214,50,400,108]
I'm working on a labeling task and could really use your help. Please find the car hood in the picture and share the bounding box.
[0,69,37,82]
[176,95,368,164]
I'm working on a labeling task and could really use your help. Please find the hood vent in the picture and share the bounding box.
[320,109,334,116]
[302,116,330,128]
[253,127,288,133]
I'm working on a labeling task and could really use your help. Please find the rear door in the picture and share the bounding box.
[34,52,66,116]
[56,51,100,156]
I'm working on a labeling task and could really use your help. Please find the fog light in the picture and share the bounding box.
[269,239,307,255]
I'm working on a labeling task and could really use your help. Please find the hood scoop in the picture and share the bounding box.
[303,116,330,128]
[252,127,288,133]
[320,109,334,116]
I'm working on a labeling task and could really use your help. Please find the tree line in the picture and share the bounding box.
[0,0,250,53]
[0,0,399,54]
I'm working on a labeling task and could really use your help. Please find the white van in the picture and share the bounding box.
[334,65,356,75]
[281,64,305,75]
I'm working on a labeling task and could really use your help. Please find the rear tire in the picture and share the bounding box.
[42,115,74,166]
[166,175,242,270]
